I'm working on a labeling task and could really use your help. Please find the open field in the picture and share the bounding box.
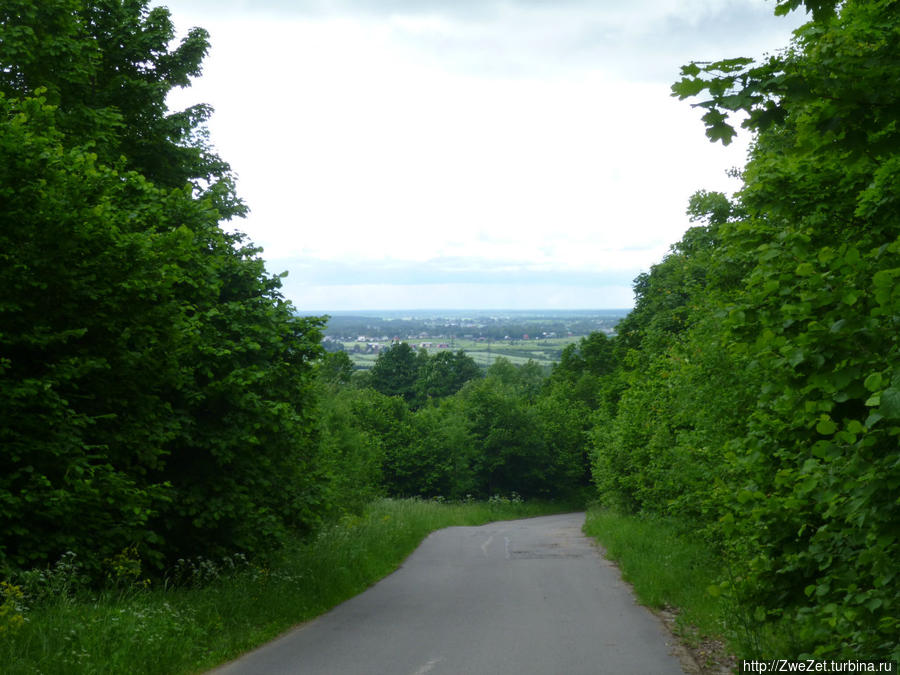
[340,335,585,370]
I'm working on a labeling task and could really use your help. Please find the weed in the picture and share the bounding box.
[488,491,524,507]
[583,507,737,670]
[0,582,25,635]
[1,498,568,675]
[104,546,143,588]
[14,551,89,606]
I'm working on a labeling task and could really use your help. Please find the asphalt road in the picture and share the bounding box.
[212,512,687,675]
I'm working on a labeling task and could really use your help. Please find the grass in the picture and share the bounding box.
[582,506,735,669]
[1,497,573,675]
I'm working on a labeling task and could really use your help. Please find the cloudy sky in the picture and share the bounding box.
[156,0,806,311]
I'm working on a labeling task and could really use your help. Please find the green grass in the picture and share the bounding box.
[583,507,811,667]
[582,507,731,662]
[1,498,572,675]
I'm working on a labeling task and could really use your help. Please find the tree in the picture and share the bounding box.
[534,389,592,499]
[653,0,900,658]
[0,0,238,211]
[389,399,476,499]
[369,342,422,405]
[0,97,180,570]
[0,2,324,575]
[316,387,385,514]
[319,350,355,385]
[416,350,481,401]
[486,357,546,402]
[459,378,552,497]
[550,332,618,408]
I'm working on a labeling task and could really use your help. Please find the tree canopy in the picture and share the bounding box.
[594,0,900,659]
[0,0,323,576]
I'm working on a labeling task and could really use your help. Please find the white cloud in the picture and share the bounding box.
[284,282,636,312]
[157,0,805,310]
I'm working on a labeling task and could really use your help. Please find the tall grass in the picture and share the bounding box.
[583,506,734,668]
[1,498,570,675]
[583,507,798,666]
[584,507,828,667]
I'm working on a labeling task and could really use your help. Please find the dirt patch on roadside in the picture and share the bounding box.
[655,604,736,675]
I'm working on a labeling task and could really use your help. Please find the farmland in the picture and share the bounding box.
[321,310,627,370]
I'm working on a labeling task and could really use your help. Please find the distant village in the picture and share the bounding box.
[324,330,591,355]
[319,311,625,355]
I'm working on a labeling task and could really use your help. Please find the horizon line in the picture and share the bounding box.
[293,307,633,314]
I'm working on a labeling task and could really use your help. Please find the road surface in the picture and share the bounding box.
[212,512,687,675]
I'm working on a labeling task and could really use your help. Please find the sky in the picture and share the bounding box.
[155,0,806,312]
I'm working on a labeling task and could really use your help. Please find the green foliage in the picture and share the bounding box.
[415,349,481,401]
[0,0,239,212]
[398,398,476,499]
[457,377,555,497]
[369,344,481,408]
[593,0,900,660]
[330,347,591,502]
[0,582,25,637]
[708,2,900,658]
[318,350,355,385]
[486,356,546,401]
[0,2,324,577]
[368,342,422,404]
[549,332,617,408]
[1,93,183,572]
[316,386,386,514]
[534,388,593,498]
[614,216,725,360]
[316,369,472,503]
[583,508,725,650]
